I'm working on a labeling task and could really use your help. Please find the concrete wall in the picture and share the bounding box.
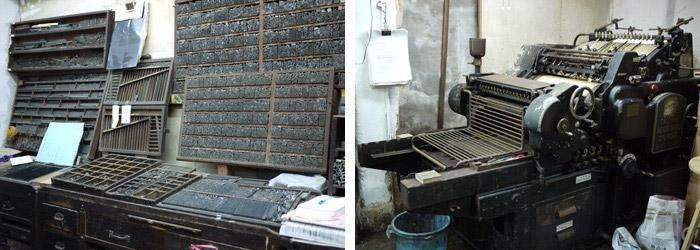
[397,0,475,135]
[0,0,19,147]
[19,0,174,59]
[609,0,700,65]
[481,0,611,74]
[355,0,400,233]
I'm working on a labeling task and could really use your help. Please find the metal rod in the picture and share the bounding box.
[546,48,614,56]
[437,0,450,129]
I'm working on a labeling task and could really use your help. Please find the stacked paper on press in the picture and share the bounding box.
[280,195,345,248]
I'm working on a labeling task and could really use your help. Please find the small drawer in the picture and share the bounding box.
[534,214,594,250]
[43,230,79,250]
[84,213,159,249]
[0,193,32,221]
[535,189,593,227]
[42,203,78,234]
[0,219,31,243]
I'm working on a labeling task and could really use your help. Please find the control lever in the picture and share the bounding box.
[619,154,654,179]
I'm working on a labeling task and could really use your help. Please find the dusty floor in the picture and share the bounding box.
[355,230,471,250]
[355,230,615,250]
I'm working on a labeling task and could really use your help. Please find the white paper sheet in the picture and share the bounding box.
[9,155,33,166]
[112,105,120,128]
[36,122,84,166]
[0,148,21,156]
[115,1,145,21]
[121,105,131,124]
[368,29,412,86]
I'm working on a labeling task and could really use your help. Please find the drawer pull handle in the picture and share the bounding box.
[2,204,14,211]
[108,230,131,243]
[53,212,65,229]
[557,205,577,218]
[54,212,65,221]
[127,214,202,234]
[54,242,65,250]
[557,228,575,240]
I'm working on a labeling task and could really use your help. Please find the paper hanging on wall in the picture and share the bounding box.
[36,122,84,166]
[112,105,120,128]
[121,105,131,124]
[368,29,412,86]
[115,1,145,21]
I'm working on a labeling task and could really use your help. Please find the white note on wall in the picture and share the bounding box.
[115,1,145,21]
[112,105,120,128]
[368,29,412,86]
[121,105,131,124]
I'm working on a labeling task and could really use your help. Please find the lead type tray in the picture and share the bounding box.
[52,154,161,195]
[159,175,308,223]
[105,164,201,205]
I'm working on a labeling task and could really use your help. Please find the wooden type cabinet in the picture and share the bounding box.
[39,186,286,250]
[0,178,39,249]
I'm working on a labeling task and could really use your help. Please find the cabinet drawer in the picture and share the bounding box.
[0,193,32,221]
[534,214,594,250]
[0,219,31,243]
[535,189,593,227]
[42,203,78,234]
[164,233,242,250]
[43,230,79,250]
[85,214,159,249]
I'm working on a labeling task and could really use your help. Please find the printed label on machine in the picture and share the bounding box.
[575,173,591,184]
[556,220,574,232]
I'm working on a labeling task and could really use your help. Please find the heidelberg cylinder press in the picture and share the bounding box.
[358,18,700,249]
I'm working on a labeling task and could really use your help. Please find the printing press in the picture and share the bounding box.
[358,18,700,249]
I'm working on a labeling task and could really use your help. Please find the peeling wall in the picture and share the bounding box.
[18,0,174,59]
[398,0,475,135]
[481,0,611,74]
[355,0,400,233]
[0,0,19,147]
[609,0,700,65]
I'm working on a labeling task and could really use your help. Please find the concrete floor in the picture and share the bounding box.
[355,230,471,250]
[355,230,615,250]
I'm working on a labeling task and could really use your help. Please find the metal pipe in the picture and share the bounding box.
[438,0,450,129]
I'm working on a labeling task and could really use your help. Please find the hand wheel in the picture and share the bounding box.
[569,86,594,120]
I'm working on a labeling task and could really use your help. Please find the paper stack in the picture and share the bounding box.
[280,195,345,248]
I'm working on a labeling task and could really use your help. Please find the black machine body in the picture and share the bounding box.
[358,19,699,249]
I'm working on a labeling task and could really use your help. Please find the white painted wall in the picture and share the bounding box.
[0,0,19,147]
[481,0,611,74]
[18,0,174,59]
[355,0,400,232]
[609,0,700,66]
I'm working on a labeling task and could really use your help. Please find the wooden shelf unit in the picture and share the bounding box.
[8,11,114,73]
[327,86,345,196]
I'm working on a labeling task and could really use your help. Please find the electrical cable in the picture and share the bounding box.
[356,0,374,65]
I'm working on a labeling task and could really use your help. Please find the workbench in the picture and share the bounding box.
[0,165,340,250]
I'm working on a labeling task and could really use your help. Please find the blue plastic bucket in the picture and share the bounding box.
[386,212,451,250]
